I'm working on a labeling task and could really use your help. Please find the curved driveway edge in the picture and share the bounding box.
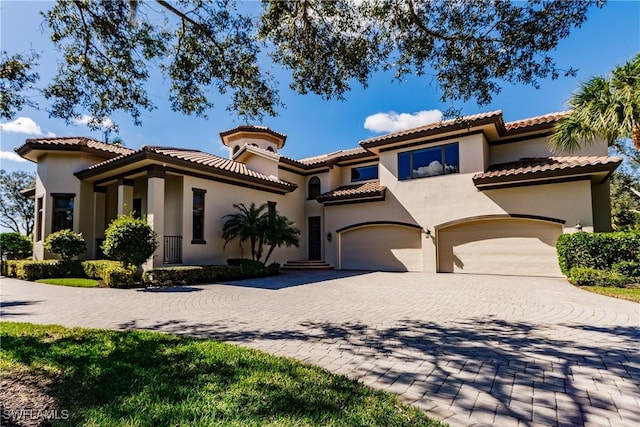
[1,272,639,427]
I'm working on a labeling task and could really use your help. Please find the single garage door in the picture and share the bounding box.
[340,224,422,271]
[437,218,563,277]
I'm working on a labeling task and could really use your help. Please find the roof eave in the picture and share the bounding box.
[473,161,621,189]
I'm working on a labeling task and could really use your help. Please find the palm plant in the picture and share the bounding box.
[551,53,640,152]
[222,202,300,263]
[222,202,266,261]
[262,215,301,265]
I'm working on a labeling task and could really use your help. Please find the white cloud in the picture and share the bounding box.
[0,151,28,163]
[0,117,43,135]
[364,109,443,133]
[73,114,115,129]
[47,131,56,137]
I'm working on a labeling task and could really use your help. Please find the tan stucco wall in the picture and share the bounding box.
[33,153,107,260]
[179,173,306,266]
[325,166,594,272]
[226,137,279,158]
[489,137,608,165]
[243,154,280,178]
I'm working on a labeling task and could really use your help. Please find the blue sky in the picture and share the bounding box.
[1,0,639,175]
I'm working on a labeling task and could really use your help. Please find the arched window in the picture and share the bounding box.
[267,146,275,152]
[232,145,240,155]
[308,176,321,199]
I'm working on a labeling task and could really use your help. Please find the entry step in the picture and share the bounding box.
[282,260,334,270]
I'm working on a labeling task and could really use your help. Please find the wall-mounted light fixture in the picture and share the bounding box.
[326,232,332,242]
[575,221,583,231]
[423,228,431,237]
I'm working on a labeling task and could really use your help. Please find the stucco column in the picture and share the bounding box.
[144,168,165,270]
[117,179,134,216]
[93,186,106,258]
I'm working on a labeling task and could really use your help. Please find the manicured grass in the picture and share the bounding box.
[0,322,445,427]
[580,286,640,303]
[35,278,100,288]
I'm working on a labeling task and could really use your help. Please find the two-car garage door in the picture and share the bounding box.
[437,218,563,277]
[338,217,563,276]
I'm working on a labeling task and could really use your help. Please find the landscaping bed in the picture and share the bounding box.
[557,231,640,302]
[0,322,444,427]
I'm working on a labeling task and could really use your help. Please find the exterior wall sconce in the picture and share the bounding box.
[326,232,332,242]
[423,228,432,237]
[575,221,583,231]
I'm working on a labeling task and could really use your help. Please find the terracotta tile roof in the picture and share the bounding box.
[15,136,134,157]
[77,146,296,191]
[505,111,569,132]
[473,156,622,187]
[316,181,386,203]
[360,110,503,147]
[298,147,371,165]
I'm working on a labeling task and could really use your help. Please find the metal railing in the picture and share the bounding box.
[163,236,182,264]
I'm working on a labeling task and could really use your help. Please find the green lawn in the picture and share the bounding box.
[35,278,100,287]
[0,322,445,427]
[580,286,640,303]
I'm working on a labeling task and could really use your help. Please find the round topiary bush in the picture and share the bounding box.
[102,214,158,269]
[44,230,86,262]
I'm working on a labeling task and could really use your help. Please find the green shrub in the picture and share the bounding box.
[265,262,281,275]
[102,214,158,268]
[143,265,242,286]
[2,260,82,281]
[0,232,32,260]
[81,260,135,288]
[82,260,123,279]
[569,267,632,287]
[103,265,136,288]
[612,261,640,279]
[44,230,86,261]
[557,231,640,275]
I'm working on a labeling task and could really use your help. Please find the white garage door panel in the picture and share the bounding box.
[438,219,563,277]
[341,226,422,272]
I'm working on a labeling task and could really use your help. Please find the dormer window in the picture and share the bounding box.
[398,143,459,180]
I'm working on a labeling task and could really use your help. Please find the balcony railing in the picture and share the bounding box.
[164,236,182,264]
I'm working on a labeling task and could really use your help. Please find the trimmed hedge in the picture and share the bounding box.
[556,231,640,275]
[612,261,640,279]
[3,259,135,288]
[143,265,242,287]
[2,260,83,281]
[82,260,136,288]
[568,267,632,288]
[226,259,281,277]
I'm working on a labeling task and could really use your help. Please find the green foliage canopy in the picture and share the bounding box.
[0,232,32,260]
[0,169,35,236]
[2,0,601,125]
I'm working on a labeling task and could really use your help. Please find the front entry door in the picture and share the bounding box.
[308,216,321,260]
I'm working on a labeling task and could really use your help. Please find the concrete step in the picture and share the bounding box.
[282,260,334,270]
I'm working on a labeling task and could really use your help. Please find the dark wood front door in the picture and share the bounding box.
[308,216,322,260]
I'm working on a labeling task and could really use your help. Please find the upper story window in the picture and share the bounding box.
[308,176,321,199]
[52,193,74,232]
[351,165,378,182]
[398,143,459,180]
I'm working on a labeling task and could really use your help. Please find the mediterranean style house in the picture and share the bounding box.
[16,110,621,277]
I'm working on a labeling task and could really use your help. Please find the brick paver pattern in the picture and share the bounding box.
[1,271,639,427]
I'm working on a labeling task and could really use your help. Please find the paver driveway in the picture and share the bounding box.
[1,272,638,426]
